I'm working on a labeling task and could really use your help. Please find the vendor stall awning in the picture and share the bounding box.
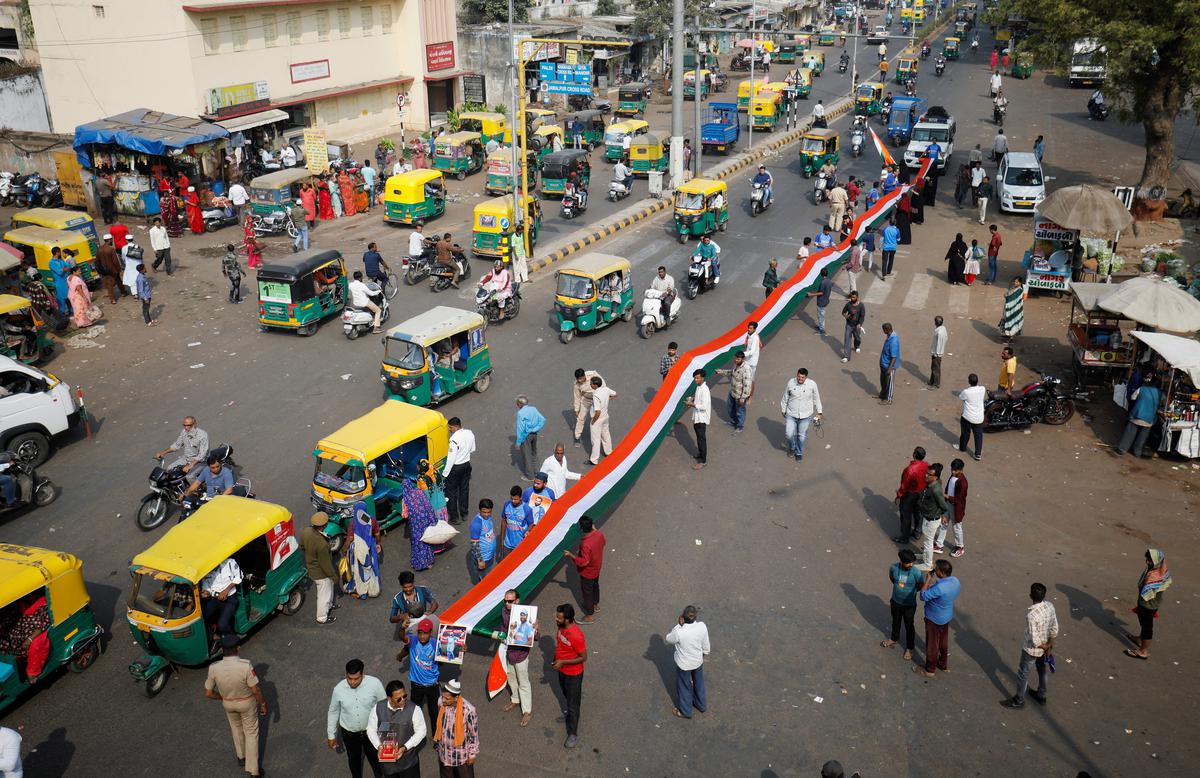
[1071,281,1125,314]
[215,109,291,134]
[73,108,229,168]
[1132,331,1200,388]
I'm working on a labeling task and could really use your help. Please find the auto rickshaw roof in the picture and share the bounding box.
[525,108,556,117]
[560,252,631,278]
[683,69,711,78]
[619,82,647,92]
[0,294,33,315]
[764,81,791,92]
[608,119,648,132]
[858,81,884,91]
[3,225,89,249]
[676,177,727,195]
[249,167,312,189]
[534,125,563,137]
[12,208,93,228]
[131,497,293,584]
[563,110,603,123]
[0,252,20,273]
[441,131,482,144]
[542,149,590,165]
[630,132,664,147]
[752,92,780,107]
[257,248,343,281]
[459,111,505,123]
[0,544,82,610]
[804,127,839,140]
[475,194,534,216]
[317,400,448,466]
[945,37,961,44]
[385,169,444,197]
[386,305,485,346]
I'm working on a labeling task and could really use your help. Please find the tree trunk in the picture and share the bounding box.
[1137,71,1186,194]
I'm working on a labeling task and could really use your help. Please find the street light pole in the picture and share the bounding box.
[747,0,757,151]
[693,14,703,178]
[670,0,685,187]
[509,0,521,248]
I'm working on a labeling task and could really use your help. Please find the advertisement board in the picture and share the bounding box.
[304,128,329,173]
[426,42,456,72]
[206,81,270,116]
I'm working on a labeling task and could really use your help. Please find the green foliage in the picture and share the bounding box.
[595,0,619,15]
[462,0,528,24]
[632,0,716,40]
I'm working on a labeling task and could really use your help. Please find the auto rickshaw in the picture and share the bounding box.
[954,21,969,37]
[10,209,100,255]
[0,545,103,712]
[472,195,541,259]
[0,295,53,365]
[381,307,492,405]
[776,42,798,64]
[530,125,564,156]
[2,226,98,287]
[256,248,347,336]
[311,400,449,544]
[433,131,485,180]
[683,70,711,101]
[855,81,885,116]
[540,150,591,198]
[801,50,826,76]
[562,110,606,149]
[629,134,670,175]
[944,37,961,60]
[799,128,841,177]
[248,167,311,222]
[455,111,508,145]
[795,34,813,52]
[615,83,649,117]
[737,79,768,112]
[554,253,634,344]
[382,169,446,227]
[604,119,649,162]
[895,54,919,83]
[1011,50,1034,79]
[791,68,814,98]
[484,148,539,195]
[673,178,729,243]
[125,497,308,697]
[524,107,557,133]
[750,93,781,132]
[764,81,793,107]
[818,27,837,46]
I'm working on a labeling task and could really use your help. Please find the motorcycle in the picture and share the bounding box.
[429,244,472,293]
[5,173,31,207]
[252,209,299,238]
[34,177,63,208]
[838,58,849,74]
[970,39,979,55]
[135,444,244,531]
[750,180,771,216]
[202,203,240,232]
[982,375,1076,432]
[904,78,917,97]
[342,283,391,339]
[0,453,57,517]
[813,172,830,205]
[849,116,867,157]
[812,115,828,129]
[935,58,946,77]
[475,283,521,324]
[686,253,718,299]
[20,173,45,208]
[638,288,681,339]
[403,244,436,286]
[608,177,633,202]
[561,188,587,219]
[920,44,931,60]
[994,102,1007,125]
[1087,98,1110,121]
[0,172,13,205]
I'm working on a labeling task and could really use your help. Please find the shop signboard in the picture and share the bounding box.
[520,41,560,62]
[426,42,456,72]
[463,75,486,104]
[304,128,329,173]
[1026,270,1070,292]
[1033,211,1078,243]
[206,81,270,117]
[290,59,331,84]
[51,151,86,208]
[538,62,593,95]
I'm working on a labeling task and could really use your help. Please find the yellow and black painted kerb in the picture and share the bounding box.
[527,95,855,275]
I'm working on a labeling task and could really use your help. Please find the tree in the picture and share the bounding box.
[462,0,529,25]
[632,0,716,40]
[594,0,619,15]
[1007,0,1200,192]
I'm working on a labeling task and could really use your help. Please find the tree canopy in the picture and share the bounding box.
[594,0,619,15]
[632,0,716,40]
[1006,0,1200,192]
[462,0,529,25]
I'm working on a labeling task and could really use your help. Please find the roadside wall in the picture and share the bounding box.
[0,129,71,174]
[0,71,51,133]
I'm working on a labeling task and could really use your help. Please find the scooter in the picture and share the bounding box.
[34,178,63,208]
[813,172,830,205]
[812,115,829,129]
[202,203,240,232]
[342,283,391,339]
[920,44,931,60]
[750,180,771,216]
[970,39,979,55]
[849,116,867,157]
[935,58,946,77]
[686,253,718,299]
[983,375,1076,432]
[5,173,31,207]
[904,78,917,97]
[838,58,849,74]
[20,173,45,208]
[1087,98,1110,121]
[0,172,13,205]
[0,453,57,517]
[638,288,681,339]
[561,188,587,219]
[608,177,633,202]
[475,283,521,324]
[429,245,472,292]
[994,102,1007,125]
[135,445,240,531]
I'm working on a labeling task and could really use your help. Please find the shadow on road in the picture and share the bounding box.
[21,727,74,775]
[839,582,890,637]
[953,610,1010,695]
[918,414,958,446]
[860,487,899,541]
[643,633,677,708]
[1057,583,1127,647]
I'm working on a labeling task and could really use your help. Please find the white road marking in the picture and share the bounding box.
[860,274,892,305]
[902,273,932,311]
[948,283,971,316]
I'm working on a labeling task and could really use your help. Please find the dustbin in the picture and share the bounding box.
[648,171,664,199]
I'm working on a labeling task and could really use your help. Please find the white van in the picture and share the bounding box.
[0,355,81,465]
[997,151,1046,214]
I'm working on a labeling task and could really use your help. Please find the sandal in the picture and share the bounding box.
[1124,648,1149,660]
[903,650,913,661]
[519,712,532,727]
[502,702,519,713]
[880,639,896,648]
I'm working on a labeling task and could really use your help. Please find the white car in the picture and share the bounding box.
[0,355,81,465]
[997,151,1047,213]
[867,25,889,45]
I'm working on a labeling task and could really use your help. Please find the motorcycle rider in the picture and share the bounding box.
[182,454,236,503]
[363,241,392,290]
[935,55,946,74]
[752,164,774,207]
[839,50,850,70]
[971,33,980,52]
[989,70,1002,97]
[156,417,210,474]
[435,232,460,287]
[882,91,895,115]
[565,169,588,209]
[694,234,722,285]
[408,223,430,263]
[348,270,382,333]
[479,260,514,319]
[1087,88,1106,120]
[613,157,633,194]
[651,264,676,320]
[993,89,1009,118]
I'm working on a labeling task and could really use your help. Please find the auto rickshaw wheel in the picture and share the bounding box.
[33,480,56,507]
[621,305,635,322]
[473,373,492,393]
[328,533,345,554]
[677,232,686,244]
[68,641,100,673]
[559,329,575,345]
[142,668,170,698]
[455,172,466,181]
[282,585,306,616]
[298,323,317,336]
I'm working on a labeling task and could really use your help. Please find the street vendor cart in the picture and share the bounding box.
[1022,210,1077,296]
[1127,331,1200,459]
[1066,282,1133,385]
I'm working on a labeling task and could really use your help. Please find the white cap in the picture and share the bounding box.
[187,186,195,192]
[102,233,112,240]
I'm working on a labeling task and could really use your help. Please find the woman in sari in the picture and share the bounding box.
[318,179,335,220]
[999,277,1025,341]
[300,183,317,228]
[330,178,343,218]
[245,235,264,269]
[185,186,204,235]
[337,171,358,217]
[0,592,52,677]
[944,233,968,285]
[401,480,437,571]
[162,191,184,238]
[67,266,96,327]
[411,138,426,169]
[1125,548,1172,660]
[347,501,381,599]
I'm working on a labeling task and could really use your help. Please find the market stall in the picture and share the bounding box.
[1021,211,1076,295]
[1067,282,1133,384]
[1023,185,1135,295]
[73,109,230,218]
[1129,331,1200,459]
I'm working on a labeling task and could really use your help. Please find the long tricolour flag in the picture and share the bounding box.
[869,126,897,167]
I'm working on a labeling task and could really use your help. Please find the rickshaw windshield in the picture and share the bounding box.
[459,119,483,134]
[911,127,950,142]
[856,85,877,99]
[557,274,595,300]
[258,279,292,303]
[676,192,704,209]
[385,337,428,369]
[129,573,195,619]
[313,457,366,491]
[604,129,626,144]
[802,138,827,153]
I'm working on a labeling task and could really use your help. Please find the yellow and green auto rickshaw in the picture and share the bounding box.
[818,26,837,46]
[944,37,961,60]
[801,50,826,76]
[10,209,99,256]
[800,127,840,177]
[750,93,781,132]
[737,79,768,111]
[604,119,649,162]
[855,81,885,116]
[795,33,813,52]
[257,248,347,336]
[562,110,606,149]
[530,125,564,157]
[0,545,103,712]
[554,253,634,344]
[311,400,449,544]
[615,82,649,117]
[382,169,446,227]
[2,225,98,287]
[791,68,814,98]
[628,133,670,175]
[540,149,591,197]
[455,111,508,145]
[433,131,485,180]
[472,195,541,259]
[126,497,308,697]
[776,41,798,64]
[381,307,492,405]
[764,81,792,108]
[683,70,711,101]
[524,107,556,133]
[0,295,54,365]
[673,178,729,243]
[484,148,539,196]
[248,167,311,223]
[895,54,919,83]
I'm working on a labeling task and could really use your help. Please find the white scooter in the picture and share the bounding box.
[750,180,771,217]
[638,288,681,338]
[608,176,633,202]
[849,116,867,157]
[813,172,830,205]
[341,283,390,340]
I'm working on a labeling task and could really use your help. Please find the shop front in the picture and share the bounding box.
[1125,332,1200,459]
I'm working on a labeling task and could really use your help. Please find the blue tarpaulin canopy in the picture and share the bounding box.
[73,108,229,167]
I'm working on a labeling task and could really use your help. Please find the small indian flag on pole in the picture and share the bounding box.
[869,126,896,167]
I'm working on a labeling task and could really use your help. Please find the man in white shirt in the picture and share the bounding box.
[741,321,762,378]
[365,680,427,772]
[280,144,297,168]
[572,368,603,448]
[929,315,948,388]
[613,158,632,191]
[148,216,173,275]
[957,372,987,460]
[0,726,21,778]
[780,367,823,461]
[665,605,710,719]
[588,376,617,466]
[650,265,676,320]
[684,369,711,469]
[541,443,581,498]
[442,416,475,524]
[200,557,243,639]
[989,70,1002,97]
[228,181,249,211]
[408,224,428,261]
[348,271,381,332]
[392,158,410,177]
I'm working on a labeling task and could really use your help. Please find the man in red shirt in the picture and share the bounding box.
[563,516,605,624]
[552,603,587,749]
[893,446,929,544]
[986,224,1002,285]
[109,223,129,250]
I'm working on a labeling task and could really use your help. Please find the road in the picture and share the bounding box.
[2,13,1198,778]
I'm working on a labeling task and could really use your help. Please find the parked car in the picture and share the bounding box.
[997,151,1048,214]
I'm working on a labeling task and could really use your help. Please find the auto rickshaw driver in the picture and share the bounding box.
[752,164,774,207]
[1,309,39,363]
[597,271,622,319]
[198,556,242,641]
[314,264,339,297]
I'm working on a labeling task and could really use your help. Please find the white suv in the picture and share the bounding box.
[0,355,81,465]
[997,151,1047,213]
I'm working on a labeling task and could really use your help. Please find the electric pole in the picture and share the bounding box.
[669,0,685,187]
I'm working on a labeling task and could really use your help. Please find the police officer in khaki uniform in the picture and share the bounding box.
[205,637,268,777]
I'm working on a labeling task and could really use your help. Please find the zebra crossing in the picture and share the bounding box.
[843,260,989,319]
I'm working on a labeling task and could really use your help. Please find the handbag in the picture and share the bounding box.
[125,245,144,261]
[1112,382,1128,410]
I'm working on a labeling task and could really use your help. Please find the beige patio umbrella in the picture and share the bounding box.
[1037,184,1133,236]
[1098,275,1200,333]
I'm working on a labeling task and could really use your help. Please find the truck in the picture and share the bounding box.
[903,105,955,173]
[701,102,740,154]
[1069,39,1107,87]
[886,96,926,147]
